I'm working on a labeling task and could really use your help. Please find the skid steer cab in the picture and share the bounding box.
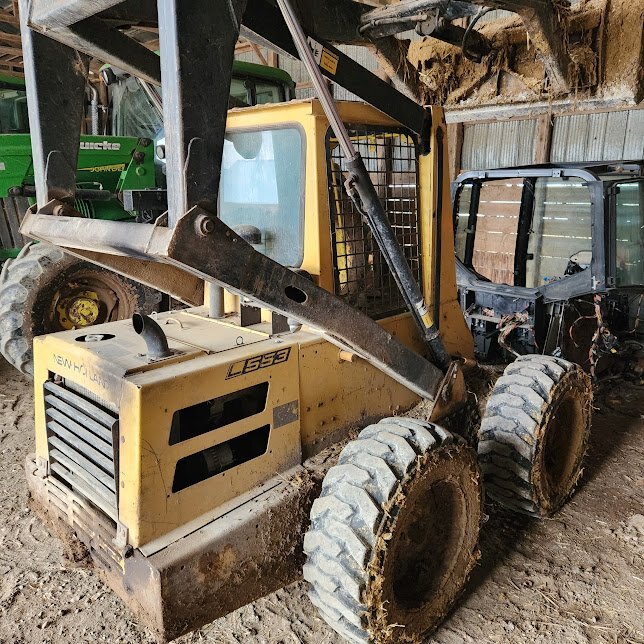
[452,162,644,374]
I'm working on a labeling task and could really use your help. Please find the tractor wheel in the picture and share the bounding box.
[303,417,482,643]
[0,242,160,376]
[479,355,592,517]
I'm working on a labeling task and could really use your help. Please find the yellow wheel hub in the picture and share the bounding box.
[56,290,101,329]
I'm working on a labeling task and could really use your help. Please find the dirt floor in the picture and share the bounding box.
[0,356,642,644]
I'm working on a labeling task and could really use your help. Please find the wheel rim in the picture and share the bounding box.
[46,270,137,333]
[542,388,586,498]
[376,447,480,639]
[391,479,468,609]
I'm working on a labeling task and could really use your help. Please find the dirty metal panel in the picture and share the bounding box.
[23,464,321,641]
[551,113,586,163]
[149,466,320,641]
[602,111,629,160]
[273,400,299,429]
[585,112,609,161]
[297,322,422,456]
[551,110,643,163]
[624,110,644,160]
[119,332,302,546]
[462,119,536,169]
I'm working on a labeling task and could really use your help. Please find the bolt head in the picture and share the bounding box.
[196,215,215,236]
[53,204,75,217]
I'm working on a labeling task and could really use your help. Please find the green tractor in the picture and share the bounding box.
[0,63,295,376]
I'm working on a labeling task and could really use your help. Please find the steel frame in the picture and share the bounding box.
[452,167,607,299]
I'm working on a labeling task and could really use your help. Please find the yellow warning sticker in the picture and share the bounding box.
[307,36,339,76]
[320,49,339,75]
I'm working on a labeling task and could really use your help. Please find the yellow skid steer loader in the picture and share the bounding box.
[17,1,592,642]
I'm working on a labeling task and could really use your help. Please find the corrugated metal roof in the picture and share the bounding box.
[462,120,537,169]
[624,110,644,159]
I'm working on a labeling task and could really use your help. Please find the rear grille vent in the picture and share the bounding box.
[44,379,119,521]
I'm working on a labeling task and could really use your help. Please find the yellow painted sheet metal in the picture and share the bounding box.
[120,335,301,546]
[418,107,474,359]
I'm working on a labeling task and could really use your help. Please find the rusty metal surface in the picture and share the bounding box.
[429,360,468,421]
[21,205,445,401]
[26,455,322,641]
[151,466,318,640]
[167,208,444,400]
[273,400,299,429]
[63,250,205,307]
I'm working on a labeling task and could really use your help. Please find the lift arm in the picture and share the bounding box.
[21,204,446,401]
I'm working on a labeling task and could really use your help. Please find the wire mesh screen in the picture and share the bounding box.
[327,126,421,319]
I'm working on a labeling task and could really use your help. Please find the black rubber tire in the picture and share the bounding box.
[0,242,160,376]
[479,354,592,517]
[303,417,482,643]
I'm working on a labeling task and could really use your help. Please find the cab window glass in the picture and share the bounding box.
[615,180,644,286]
[110,77,162,138]
[229,78,250,106]
[0,87,28,133]
[255,81,282,105]
[526,177,592,288]
[465,179,522,285]
[454,185,472,264]
[219,127,304,267]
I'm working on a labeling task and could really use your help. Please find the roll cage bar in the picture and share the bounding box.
[452,167,606,300]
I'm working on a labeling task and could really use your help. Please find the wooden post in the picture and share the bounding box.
[267,50,279,68]
[447,122,464,180]
[534,114,552,164]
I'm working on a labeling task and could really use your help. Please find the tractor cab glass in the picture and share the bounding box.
[109,76,162,139]
[229,77,289,106]
[109,70,293,138]
[614,179,644,287]
[0,85,29,134]
[219,127,304,268]
[454,175,593,288]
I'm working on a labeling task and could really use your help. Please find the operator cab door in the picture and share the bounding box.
[452,168,607,359]
[453,169,606,298]
[606,177,644,290]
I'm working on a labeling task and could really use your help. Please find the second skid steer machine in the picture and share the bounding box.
[18,1,592,642]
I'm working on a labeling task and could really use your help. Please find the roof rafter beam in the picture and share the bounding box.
[469,0,572,92]
[24,10,161,85]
